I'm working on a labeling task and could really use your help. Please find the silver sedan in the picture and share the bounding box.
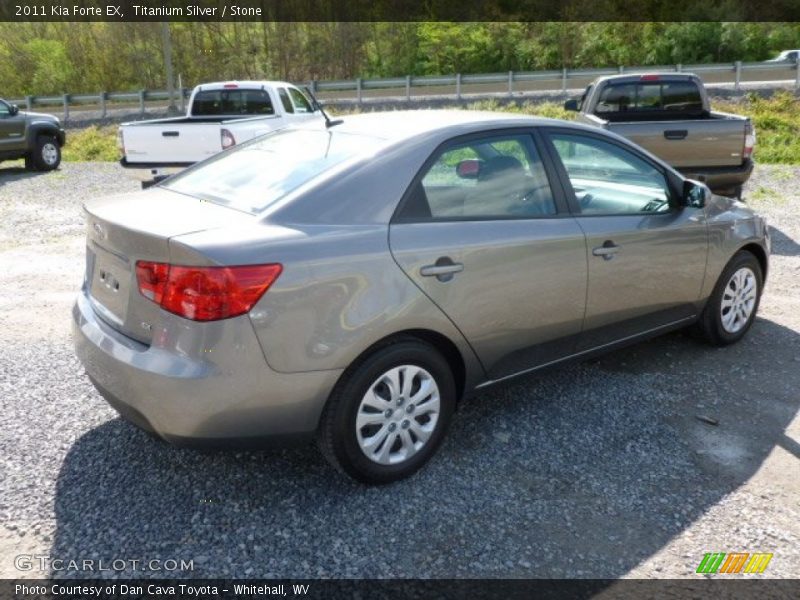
[73,111,769,483]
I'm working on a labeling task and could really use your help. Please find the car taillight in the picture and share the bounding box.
[743,120,755,160]
[221,128,236,150]
[135,261,282,321]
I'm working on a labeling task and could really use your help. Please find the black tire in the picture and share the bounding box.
[317,338,456,484]
[30,135,61,171]
[696,250,763,346]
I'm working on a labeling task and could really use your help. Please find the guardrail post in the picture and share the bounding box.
[676,63,682,72]
[735,61,742,91]
[100,92,107,118]
[456,73,462,100]
[25,96,33,110]
[62,94,70,122]
[508,71,514,96]
[795,57,800,90]
[619,65,625,74]
[179,88,186,113]
[139,89,146,116]
[405,76,411,101]
[310,80,317,95]
[356,78,362,104]
[562,68,568,93]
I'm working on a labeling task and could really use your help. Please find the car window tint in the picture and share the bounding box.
[288,88,313,113]
[549,133,672,215]
[661,82,703,113]
[190,89,275,116]
[278,88,294,113]
[415,135,556,219]
[595,81,702,115]
[0,102,9,117]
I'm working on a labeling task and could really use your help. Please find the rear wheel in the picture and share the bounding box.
[30,135,61,171]
[318,339,456,484]
[696,251,763,346]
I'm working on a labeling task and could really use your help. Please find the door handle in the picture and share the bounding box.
[664,129,688,140]
[592,241,621,261]
[162,131,180,137]
[420,259,464,282]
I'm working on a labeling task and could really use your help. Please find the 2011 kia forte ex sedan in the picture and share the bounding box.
[73,111,769,484]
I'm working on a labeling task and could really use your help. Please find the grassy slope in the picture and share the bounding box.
[60,92,800,165]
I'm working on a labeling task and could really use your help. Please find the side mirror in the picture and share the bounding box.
[563,99,579,111]
[682,180,708,209]
[9,104,19,116]
[456,159,482,179]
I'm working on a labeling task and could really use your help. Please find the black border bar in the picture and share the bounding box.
[1,0,800,22]
[4,579,800,600]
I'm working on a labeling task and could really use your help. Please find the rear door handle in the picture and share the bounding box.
[592,242,621,260]
[420,259,464,282]
[162,131,180,137]
[664,129,688,140]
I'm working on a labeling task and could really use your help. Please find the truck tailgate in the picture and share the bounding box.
[122,121,221,164]
[604,117,746,169]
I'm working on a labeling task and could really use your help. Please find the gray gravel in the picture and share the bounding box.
[0,162,798,579]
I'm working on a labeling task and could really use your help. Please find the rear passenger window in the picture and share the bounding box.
[401,135,557,220]
[595,81,703,116]
[278,88,294,114]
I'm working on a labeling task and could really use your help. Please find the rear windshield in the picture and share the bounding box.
[163,128,386,213]
[596,81,703,115]
[191,88,275,116]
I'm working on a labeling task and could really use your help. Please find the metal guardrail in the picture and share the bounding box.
[8,59,800,121]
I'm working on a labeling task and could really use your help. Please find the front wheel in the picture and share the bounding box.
[30,135,61,171]
[696,250,763,346]
[317,339,456,484]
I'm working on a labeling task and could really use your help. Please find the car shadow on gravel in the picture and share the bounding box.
[0,164,47,185]
[49,317,800,579]
[769,225,800,256]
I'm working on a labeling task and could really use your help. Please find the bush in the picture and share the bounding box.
[713,91,800,165]
[62,126,118,162]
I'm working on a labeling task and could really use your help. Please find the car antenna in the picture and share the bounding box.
[305,86,343,128]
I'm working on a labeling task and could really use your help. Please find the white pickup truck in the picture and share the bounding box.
[118,81,324,167]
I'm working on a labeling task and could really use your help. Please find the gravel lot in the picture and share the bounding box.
[0,161,798,580]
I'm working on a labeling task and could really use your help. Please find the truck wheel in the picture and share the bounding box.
[31,135,61,171]
[696,251,763,346]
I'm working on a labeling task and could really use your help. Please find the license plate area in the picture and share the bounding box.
[88,243,131,327]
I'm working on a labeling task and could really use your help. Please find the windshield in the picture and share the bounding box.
[164,128,386,213]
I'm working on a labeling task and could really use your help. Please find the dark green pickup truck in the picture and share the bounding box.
[0,99,66,171]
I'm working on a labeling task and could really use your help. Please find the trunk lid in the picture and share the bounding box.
[83,187,253,343]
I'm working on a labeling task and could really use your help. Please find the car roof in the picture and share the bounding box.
[298,110,570,143]
[194,80,298,91]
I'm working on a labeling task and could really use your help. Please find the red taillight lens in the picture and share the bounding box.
[221,128,236,150]
[135,261,169,303]
[743,120,755,160]
[135,261,282,321]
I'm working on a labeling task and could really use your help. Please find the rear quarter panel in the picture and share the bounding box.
[170,224,485,389]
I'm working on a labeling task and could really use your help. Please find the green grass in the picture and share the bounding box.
[62,125,118,162]
[61,92,800,165]
[713,92,800,165]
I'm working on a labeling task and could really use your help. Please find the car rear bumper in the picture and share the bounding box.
[72,290,342,446]
[679,159,754,197]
